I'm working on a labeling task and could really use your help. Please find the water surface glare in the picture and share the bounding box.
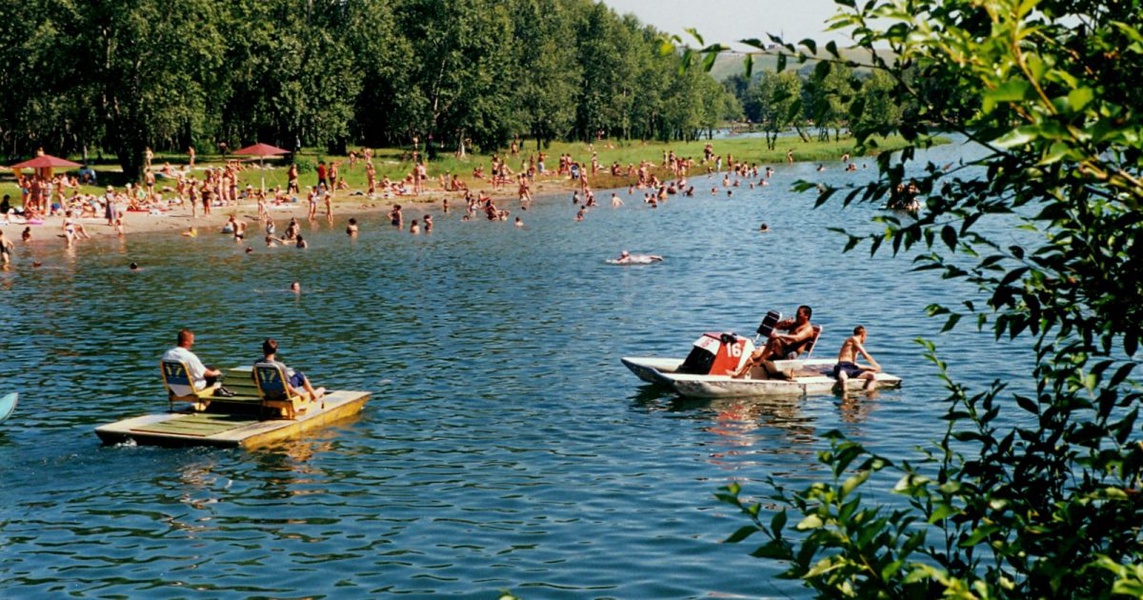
[0,142,1034,598]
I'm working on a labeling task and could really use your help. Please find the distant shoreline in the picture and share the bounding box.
[2,133,922,243]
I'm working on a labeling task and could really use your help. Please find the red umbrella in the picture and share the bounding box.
[233,143,290,191]
[9,154,82,170]
[233,143,289,157]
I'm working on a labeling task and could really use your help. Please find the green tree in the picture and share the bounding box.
[394,0,516,154]
[625,20,672,142]
[0,1,80,158]
[342,0,411,148]
[573,2,640,141]
[714,0,1143,597]
[0,0,737,168]
[73,0,224,179]
[723,73,762,126]
[848,69,902,140]
[510,0,580,151]
[753,71,803,150]
[805,61,855,142]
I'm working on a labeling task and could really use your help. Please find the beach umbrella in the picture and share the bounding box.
[9,154,82,170]
[233,143,290,192]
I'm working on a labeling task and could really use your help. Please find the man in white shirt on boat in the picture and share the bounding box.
[162,329,228,395]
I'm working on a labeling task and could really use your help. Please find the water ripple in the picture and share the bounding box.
[0,140,1031,598]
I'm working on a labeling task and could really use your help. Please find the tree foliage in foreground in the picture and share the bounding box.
[709,0,1143,597]
[0,0,738,179]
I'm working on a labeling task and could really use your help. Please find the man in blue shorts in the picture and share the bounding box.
[833,325,881,389]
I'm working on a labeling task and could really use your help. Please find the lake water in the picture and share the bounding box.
[0,141,1034,598]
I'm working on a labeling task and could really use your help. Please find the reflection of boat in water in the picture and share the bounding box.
[622,314,902,399]
[0,392,17,423]
[672,394,807,425]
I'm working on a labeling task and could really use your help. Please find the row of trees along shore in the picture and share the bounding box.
[723,65,909,150]
[1,0,915,183]
[2,0,741,181]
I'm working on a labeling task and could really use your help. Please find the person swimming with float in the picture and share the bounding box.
[613,250,663,264]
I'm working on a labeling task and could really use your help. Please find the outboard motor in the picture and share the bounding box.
[677,332,755,376]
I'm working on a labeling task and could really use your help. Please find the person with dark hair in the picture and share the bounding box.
[316,161,328,191]
[162,329,233,396]
[257,338,324,402]
[734,305,816,377]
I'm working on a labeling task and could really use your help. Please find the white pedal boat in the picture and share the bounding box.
[621,314,902,399]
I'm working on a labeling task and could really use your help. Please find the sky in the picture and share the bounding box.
[598,0,850,48]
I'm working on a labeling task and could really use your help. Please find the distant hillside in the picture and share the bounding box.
[706,47,885,81]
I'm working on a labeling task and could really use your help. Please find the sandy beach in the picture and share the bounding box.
[2,175,577,242]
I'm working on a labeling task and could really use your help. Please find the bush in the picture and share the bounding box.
[715,2,1143,597]
[293,158,316,175]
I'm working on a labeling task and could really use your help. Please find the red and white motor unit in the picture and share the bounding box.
[676,332,755,376]
[675,311,782,376]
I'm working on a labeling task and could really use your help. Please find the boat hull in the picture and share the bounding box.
[0,392,17,423]
[95,389,370,448]
[621,356,901,399]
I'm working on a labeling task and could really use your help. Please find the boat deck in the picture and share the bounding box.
[95,368,371,448]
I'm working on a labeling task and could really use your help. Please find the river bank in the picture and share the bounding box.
[2,173,568,241]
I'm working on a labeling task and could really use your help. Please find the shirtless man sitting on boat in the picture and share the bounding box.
[734,305,815,378]
[833,325,881,389]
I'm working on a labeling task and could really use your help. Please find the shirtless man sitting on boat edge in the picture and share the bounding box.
[833,325,881,389]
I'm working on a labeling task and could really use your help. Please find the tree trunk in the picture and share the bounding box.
[793,124,811,143]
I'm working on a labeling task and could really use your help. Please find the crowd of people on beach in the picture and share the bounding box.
[1,138,884,273]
